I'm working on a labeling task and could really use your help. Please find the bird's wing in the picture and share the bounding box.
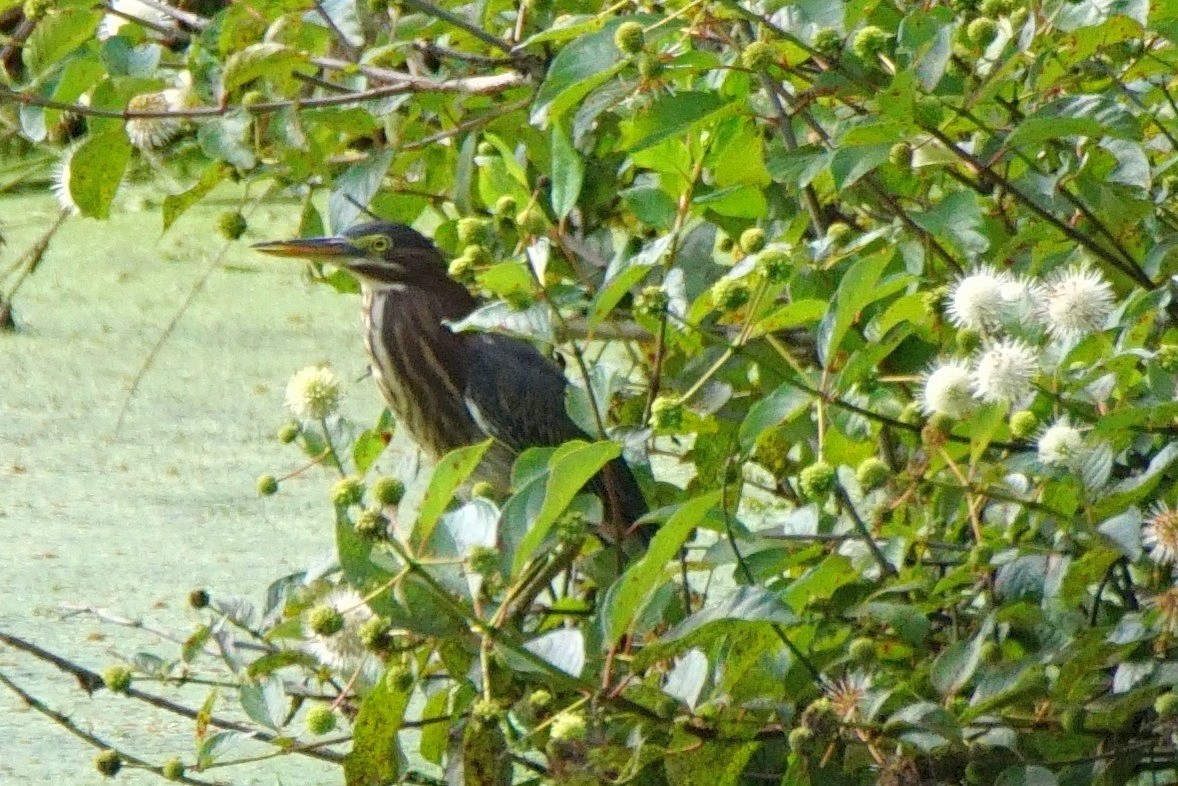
[462,333,649,542]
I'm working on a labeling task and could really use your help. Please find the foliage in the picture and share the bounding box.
[5,0,1178,784]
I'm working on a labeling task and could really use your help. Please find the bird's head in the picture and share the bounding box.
[252,221,446,288]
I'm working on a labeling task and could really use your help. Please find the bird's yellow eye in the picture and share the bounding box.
[368,235,391,253]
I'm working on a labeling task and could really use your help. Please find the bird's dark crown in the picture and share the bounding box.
[339,221,447,286]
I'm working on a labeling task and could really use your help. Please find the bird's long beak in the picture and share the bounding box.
[251,236,357,261]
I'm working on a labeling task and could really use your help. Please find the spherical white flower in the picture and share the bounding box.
[1039,264,1114,339]
[125,91,183,151]
[972,339,1038,403]
[50,145,79,215]
[1144,504,1178,568]
[286,365,341,420]
[946,266,1009,331]
[921,360,974,418]
[1036,418,1084,467]
[303,588,381,684]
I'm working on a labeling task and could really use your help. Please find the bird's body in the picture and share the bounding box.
[254,221,647,544]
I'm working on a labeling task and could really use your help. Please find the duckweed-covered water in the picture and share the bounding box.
[0,188,382,784]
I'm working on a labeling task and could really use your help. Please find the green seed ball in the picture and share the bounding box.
[741,41,776,71]
[95,749,122,777]
[614,21,645,55]
[528,689,553,709]
[256,474,279,496]
[476,141,495,157]
[463,244,489,264]
[102,665,133,693]
[812,28,842,57]
[855,457,890,490]
[1009,8,1028,28]
[848,637,875,663]
[471,481,496,499]
[1157,343,1178,373]
[277,421,301,443]
[331,476,365,508]
[650,396,684,431]
[371,476,405,506]
[966,17,998,47]
[188,588,210,608]
[1156,691,1178,718]
[799,460,835,499]
[472,698,501,724]
[494,195,517,217]
[711,277,752,311]
[1009,410,1038,439]
[217,211,247,240]
[788,726,816,754]
[889,142,913,169]
[161,758,185,781]
[826,221,852,247]
[515,205,548,235]
[756,249,791,283]
[448,255,475,282]
[308,604,345,637]
[357,616,391,650]
[456,216,490,244]
[304,705,337,735]
[637,53,664,79]
[739,226,766,253]
[354,507,388,539]
[385,664,413,692]
[466,545,500,577]
[852,25,891,61]
[634,285,670,318]
[240,90,266,108]
[549,712,587,741]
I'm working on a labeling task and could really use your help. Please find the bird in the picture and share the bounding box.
[253,220,648,547]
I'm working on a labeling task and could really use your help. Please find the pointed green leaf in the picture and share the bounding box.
[68,131,131,219]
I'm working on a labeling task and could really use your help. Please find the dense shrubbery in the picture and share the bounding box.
[6,0,1178,784]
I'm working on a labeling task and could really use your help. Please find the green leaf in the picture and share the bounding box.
[619,92,734,152]
[817,249,892,365]
[512,440,621,573]
[68,131,132,219]
[1007,95,1141,146]
[460,716,512,786]
[352,427,388,474]
[502,628,585,677]
[162,162,229,232]
[661,586,797,645]
[23,8,102,74]
[995,765,1059,786]
[549,120,584,219]
[664,730,758,786]
[412,440,492,549]
[765,144,831,188]
[222,42,312,93]
[930,614,994,697]
[532,21,631,124]
[329,150,394,233]
[197,111,257,170]
[738,383,812,451]
[605,492,720,643]
[239,677,285,731]
[830,144,892,190]
[344,668,411,786]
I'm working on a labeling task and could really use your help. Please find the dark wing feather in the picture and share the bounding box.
[462,333,649,544]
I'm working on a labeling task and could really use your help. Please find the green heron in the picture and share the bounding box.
[254,221,648,545]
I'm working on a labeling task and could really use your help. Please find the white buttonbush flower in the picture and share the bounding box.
[125,92,183,151]
[1039,264,1114,339]
[303,588,381,684]
[946,266,1009,331]
[921,360,975,418]
[286,365,341,420]
[1144,504,1178,568]
[1036,417,1084,468]
[973,339,1038,403]
[50,145,80,215]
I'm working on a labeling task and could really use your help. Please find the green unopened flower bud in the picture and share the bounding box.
[103,665,133,693]
[463,244,489,264]
[739,226,766,253]
[529,689,553,709]
[256,474,279,496]
[354,507,388,539]
[304,705,337,735]
[848,637,875,663]
[855,457,890,490]
[466,545,500,577]
[788,726,815,754]
[711,277,752,311]
[515,205,548,235]
[476,141,495,156]
[1009,410,1038,439]
[1009,7,1028,28]
[650,396,684,431]
[448,255,476,282]
[741,41,776,71]
[472,698,502,723]
[308,605,345,637]
[494,195,517,217]
[550,712,587,741]
[161,758,185,781]
[812,28,842,57]
[188,588,210,608]
[799,460,835,498]
[277,421,301,443]
[634,285,669,318]
[1156,691,1178,718]
[358,617,392,651]
[554,510,589,544]
[331,476,365,508]
[637,53,664,79]
[756,249,791,283]
[457,217,491,244]
[471,481,496,499]
[95,749,122,777]
[979,640,1000,663]
[240,90,266,109]
[217,211,247,240]
[385,664,414,692]
[1157,344,1178,373]
[852,25,891,61]
[889,142,913,169]
[826,222,852,247]
[371,476,405,506]
[614,21,645,55]
[966,17,998,47]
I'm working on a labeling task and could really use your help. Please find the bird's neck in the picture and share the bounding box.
[361,275,477,323]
